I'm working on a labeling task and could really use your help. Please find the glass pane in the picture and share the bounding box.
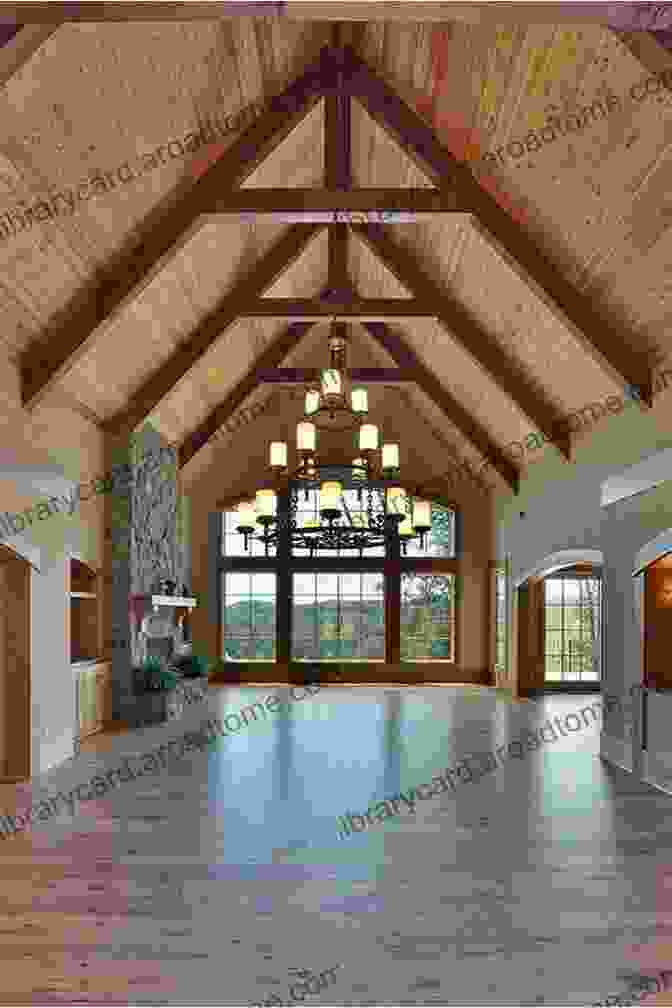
[226,572,251,596]
[222,572,276,661]
[545,630,563,653]
[401,573,455,661]
[546,605,563,629]
[222,510,276,557]
[403,504,455,557]
[544,579,563,603]
[290,484,386,558]
[545,655,562,680]
[293,573,316,597]
[252,600,275,630]
[291,572,384,661]
[226,599,252,628]
[339,573,361,596]
[563,579,580,602]
[251,573,276,595]
[564,605,581,629]
[316,573,338,598]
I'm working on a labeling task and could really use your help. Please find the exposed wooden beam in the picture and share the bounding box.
[324,44,351,191]
[362,320,519,495]
[614,30,672,76]
[4,3,635,23]
[256,368,413,383]
[328,227,350,293]
[354,225,571,460]
[105,225,323,441]
[21,52,332,410]
[179,283,342,467]
[0,24,60,87]
[325,48,353,364]
[209,188,460,215]
[345,48,654,406]
[241,298,429,318]
[179,321,317,468]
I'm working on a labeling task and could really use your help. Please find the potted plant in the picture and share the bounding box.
[132,655,181,725]
[174,653,211,679]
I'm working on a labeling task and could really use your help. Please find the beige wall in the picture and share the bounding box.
[0,352,106,774]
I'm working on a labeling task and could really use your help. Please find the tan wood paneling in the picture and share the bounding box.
[644,563,672,691]
[0,546,30,779]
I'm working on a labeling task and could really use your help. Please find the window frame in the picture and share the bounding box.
[218,486,460,675]
[542,571,602,684]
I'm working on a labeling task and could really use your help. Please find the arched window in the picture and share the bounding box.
[218,485,459,676]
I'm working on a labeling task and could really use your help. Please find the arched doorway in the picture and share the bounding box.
[515,551,603,697]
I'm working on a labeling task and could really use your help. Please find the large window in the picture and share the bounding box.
[544,575,601,682]
[292,573,385,660]
[220,491,458,666]
[292,489,385,557]
[400,573,455,661]
[402,505,455,558]
[223,572,276,660]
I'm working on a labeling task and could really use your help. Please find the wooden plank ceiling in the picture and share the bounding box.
[3,15,672,499]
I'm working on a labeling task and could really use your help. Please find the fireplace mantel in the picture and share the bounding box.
[129,594,198,666]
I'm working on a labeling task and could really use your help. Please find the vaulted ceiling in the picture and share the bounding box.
[3,14,672,502]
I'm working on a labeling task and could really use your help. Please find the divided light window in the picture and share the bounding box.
[219,492,458,665]
[292,573,384,661]
[544,576,601,682]
[402,504,455,558]
[292,488,385,557]
[223,572,276,661]
[401,572,455,661]
[222,509,276,557]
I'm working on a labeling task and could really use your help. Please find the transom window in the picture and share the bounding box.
[219,488,459,667]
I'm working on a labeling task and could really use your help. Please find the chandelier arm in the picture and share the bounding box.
[341,493,355,527]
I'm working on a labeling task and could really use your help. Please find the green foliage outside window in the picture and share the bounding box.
[401,573,455,661]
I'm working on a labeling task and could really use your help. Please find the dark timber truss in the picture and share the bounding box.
[20,34,657,496]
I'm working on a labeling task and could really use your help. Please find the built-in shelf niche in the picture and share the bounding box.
[70,558,101,664]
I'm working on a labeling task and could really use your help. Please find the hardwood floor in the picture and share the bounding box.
[0,684,671,1004]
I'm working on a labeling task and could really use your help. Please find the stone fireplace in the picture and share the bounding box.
[129,594,196,668]
[108,422,193,724]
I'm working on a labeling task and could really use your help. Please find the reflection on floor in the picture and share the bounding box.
[0,684,671,1004]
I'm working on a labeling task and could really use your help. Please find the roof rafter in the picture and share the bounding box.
[208,188,460,214]
[106,225,323,441]
[0,24,60,88]
[242,297,428,318]
[178,319,319,469]
[361,319,519,494]
[353,224,571,462]
[344,47,654,407]
[21,47,335,410]
[255,368,412,383]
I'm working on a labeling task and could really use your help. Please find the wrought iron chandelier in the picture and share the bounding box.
[236,325,432,555]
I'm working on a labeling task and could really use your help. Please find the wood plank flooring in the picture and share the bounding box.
[0,685,670,1005]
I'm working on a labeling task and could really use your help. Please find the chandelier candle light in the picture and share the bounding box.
[236,325,432,555]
